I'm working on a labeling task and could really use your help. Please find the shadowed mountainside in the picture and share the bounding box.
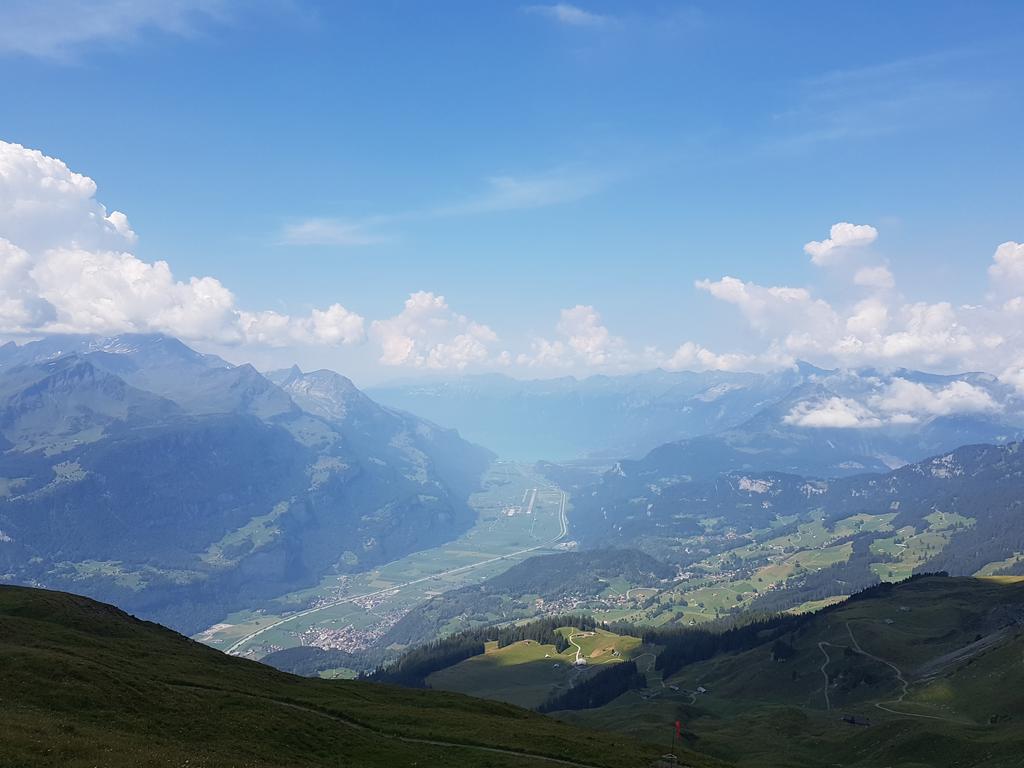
[0,334,493,634]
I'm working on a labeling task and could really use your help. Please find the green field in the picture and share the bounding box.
[974,551,1024,576]
[591,507,978,630]
[428,628,645,709]
[869,516,971,581]
[201,500,292,567]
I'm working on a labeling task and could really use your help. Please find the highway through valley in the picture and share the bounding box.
[226,490,568,656]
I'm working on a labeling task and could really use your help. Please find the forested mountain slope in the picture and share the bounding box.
[574,442,1024,578]
[0,334,492,634]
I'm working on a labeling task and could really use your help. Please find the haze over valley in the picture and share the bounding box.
[2,3,1024,767]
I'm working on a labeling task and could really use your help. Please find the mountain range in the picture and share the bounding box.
[370,365,1024,467]
[4,332,1024,648]
[5,334,1024,768]
[0,334,492,634]
[573,440,1022,548]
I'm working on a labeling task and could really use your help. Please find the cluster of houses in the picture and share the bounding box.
[296,613,400,653]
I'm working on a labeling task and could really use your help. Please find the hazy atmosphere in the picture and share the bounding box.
[3,4,1024,768]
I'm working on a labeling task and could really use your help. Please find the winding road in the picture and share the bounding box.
[816,641,844,711]
[817,621,961,722]
[225,490,568,655]
[845,622,958,722]
[567,632,594,664]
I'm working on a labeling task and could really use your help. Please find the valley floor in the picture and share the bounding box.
[198,461,571,661]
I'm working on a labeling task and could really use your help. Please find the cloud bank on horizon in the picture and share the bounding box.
[2,139,1024,394]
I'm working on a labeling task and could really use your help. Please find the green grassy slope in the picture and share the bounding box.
[557,576,1024,768]
[427,628,645,709]
[0,585,721,768]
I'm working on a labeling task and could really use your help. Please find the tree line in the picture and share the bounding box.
[537,660,645,713]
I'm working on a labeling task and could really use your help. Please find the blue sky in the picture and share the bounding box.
[1,1,1023,384]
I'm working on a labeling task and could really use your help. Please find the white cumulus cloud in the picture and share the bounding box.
[518,305,628,369]
[783,378,1001,431]
[853,265,895,290]
[784,397,883,429]
[662,342,780,372]
[239,305,366,348]
[695,276,839,338]
[870,379,1000,420]
[371,291,498,370]
[988,241,1024,289]
[0,140,365,347]
[694,236,1024,377]
[557,305,624,366]
[0,140,137,254]
[803,222,878,266]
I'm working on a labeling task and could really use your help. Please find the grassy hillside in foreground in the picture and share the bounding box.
[0,585,723,768]
[556,576,1024,768]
